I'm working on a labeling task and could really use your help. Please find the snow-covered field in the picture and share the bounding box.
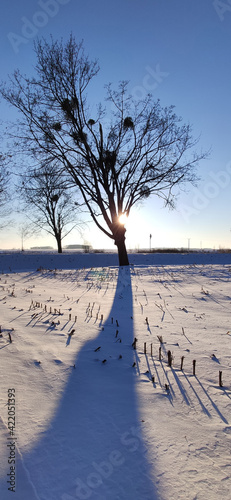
[0,251,231,500]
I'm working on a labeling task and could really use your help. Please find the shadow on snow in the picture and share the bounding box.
[17,266,160,500]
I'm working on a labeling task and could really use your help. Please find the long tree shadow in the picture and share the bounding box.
[15,267,160,500]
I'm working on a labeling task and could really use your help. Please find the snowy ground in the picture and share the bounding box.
[0,252,231,500]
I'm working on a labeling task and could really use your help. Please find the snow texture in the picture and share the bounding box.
[0,251,231,499]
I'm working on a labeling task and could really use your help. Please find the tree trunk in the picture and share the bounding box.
[56,235,62,253]
[114,226,129,266]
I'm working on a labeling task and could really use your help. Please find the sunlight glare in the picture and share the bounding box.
[118,213,128,225]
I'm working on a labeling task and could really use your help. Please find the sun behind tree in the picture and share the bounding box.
[118,213,128,226]
[0,35,207,265]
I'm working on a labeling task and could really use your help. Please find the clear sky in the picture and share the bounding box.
[1,0,231,251]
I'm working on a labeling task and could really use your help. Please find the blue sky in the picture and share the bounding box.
[1,0,231,250]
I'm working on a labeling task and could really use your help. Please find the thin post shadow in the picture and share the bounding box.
[160,360,175,399]
[61,320,70,331]
[182,331,192,344]
[133,348,141,375]
[221,387,231,401]
[160,360,175,406]
[16,266,160,500]
[195,376,228,424]
[170,368,191,406]
[0,343,10,350]
[144,353,151,375]
[66,334,72,347]
[146,323,152,334]
[9,309,30,323]
[183,372,211,418]
[151,356,162,387]
[144,354,157,388]
[26,311,45,327]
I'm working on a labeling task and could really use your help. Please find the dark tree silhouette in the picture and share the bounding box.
[1,35,206,265]
[0,154,10,229]
[0,162,8,205]
[19,164,82,253]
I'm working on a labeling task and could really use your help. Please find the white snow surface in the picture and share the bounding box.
[0,251,231,500]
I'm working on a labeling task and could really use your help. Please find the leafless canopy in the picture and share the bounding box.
[19,163,82,253]
[0,154,11,228]
[1,35,206,264]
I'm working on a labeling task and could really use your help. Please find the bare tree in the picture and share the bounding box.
[19,163,82,253]
[0,162,8,205]
[18,223,31,252]
[0,154,11,229]
[1,35,207,265]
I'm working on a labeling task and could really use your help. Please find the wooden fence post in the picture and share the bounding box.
[132,338,137,350]
[193,360,196,376]
[180,356,184,371]
[167,350,172,368]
